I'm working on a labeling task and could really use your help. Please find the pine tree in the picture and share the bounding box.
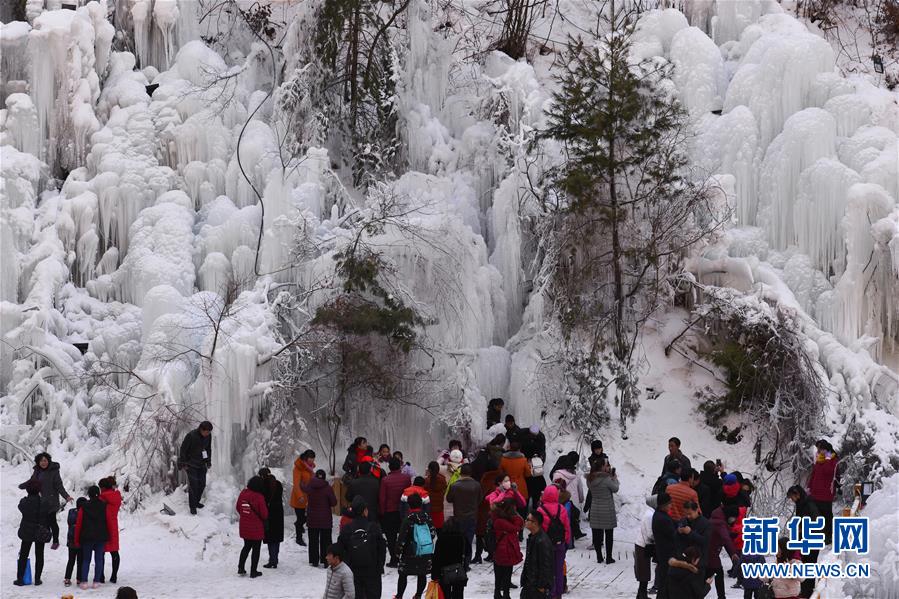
[541,4,726,433]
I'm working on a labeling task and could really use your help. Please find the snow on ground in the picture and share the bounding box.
[2,318,755,598]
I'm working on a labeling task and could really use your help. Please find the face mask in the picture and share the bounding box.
[502,481,512,490]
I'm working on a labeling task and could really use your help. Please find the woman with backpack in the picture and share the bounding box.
[395,493,436,599]
[236,476,269,578]
[75,485,109,589]
[491,499,524,599]
[98,476,123,583]
[14,480,49,586]
[538,485,571,599]
[431,517,467,599]
[586,459,619,564]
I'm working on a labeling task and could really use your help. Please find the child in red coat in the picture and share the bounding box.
[236,476,269,577]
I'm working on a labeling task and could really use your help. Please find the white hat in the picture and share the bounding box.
[449,449,463,463]
[529,425,540,434]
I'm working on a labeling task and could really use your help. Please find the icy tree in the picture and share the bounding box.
[538,6,727,434]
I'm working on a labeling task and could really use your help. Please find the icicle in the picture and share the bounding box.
[793,158,861,276]
[757,108,837,250]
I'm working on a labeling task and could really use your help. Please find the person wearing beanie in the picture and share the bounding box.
[400,476,431,519]
[442,448,466,521]
[379,458,411,568]
[395,493,436,599]
[652,492,677,599]
[14,479,47,587]
[337,497,386,599]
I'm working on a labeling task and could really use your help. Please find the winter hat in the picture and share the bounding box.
[541,484,560,504]
[449,449,463,464]
[529,425,540,434]
[351,496,367,517]
[723,473,738,485]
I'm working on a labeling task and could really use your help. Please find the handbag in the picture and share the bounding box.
[424,579,445,599]
[34,524,52,544]
[755,584,775,599]
[441,562,468,585]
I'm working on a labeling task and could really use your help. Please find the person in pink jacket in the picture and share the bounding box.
[807,439,838,544]
[538,485,570,599]
[236,476,269,578]
[487,474,526,509]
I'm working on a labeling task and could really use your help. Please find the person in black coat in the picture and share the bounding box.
[431,517,467,599]
[698,461,723,517]
[788,485,822,598]
[521,510,554,599]
[667,545,712,599]
[258,468,284,568]
[676,501,710,575]
[487,398,505,428]
[14,480,47,586]
[64,497,87,586]
[346,462,381,522]
[19,452,73,547]
[396,493,436,599]
[652,492,678,599]
[75,485,109,587]
[178,421,213,515]
[342,437,368,482]
[338,497,387,599]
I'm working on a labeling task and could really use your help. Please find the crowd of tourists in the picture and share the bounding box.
[12,402,841,599]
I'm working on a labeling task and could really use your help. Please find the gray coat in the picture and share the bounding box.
[21,462,70,512]
[323,561,356,599]
[587,474,619,529]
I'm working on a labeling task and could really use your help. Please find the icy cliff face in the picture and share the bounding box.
[1,0,897,493]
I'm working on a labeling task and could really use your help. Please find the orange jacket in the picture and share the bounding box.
[499,452,532,501]
[290,458,314,509]
[666,481,700,521]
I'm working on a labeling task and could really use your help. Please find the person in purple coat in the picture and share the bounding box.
[707,506,740,599]
[301,469,337,568]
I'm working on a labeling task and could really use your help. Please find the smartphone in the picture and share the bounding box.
[716,459,722,466]
[611,467,616,475]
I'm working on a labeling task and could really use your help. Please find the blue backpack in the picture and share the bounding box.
[412,522,434,556]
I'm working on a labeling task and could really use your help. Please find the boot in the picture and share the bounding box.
[472,536,484,564]
[14,558,26,585]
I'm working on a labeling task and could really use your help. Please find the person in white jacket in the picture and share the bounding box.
[552,461,587,540]
[635,496,657,599]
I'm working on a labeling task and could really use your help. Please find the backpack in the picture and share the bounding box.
[412,522,434,556]
[545,506,566,545]
[484,517,497,554]
[531,457,544,476]
[346,525,372,565]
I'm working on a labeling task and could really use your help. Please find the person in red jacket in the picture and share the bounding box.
[379,457,412,568]
[807,439,838,544]
[236,476,269,578]
[98,477,123,584]
[492,499,524,599]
